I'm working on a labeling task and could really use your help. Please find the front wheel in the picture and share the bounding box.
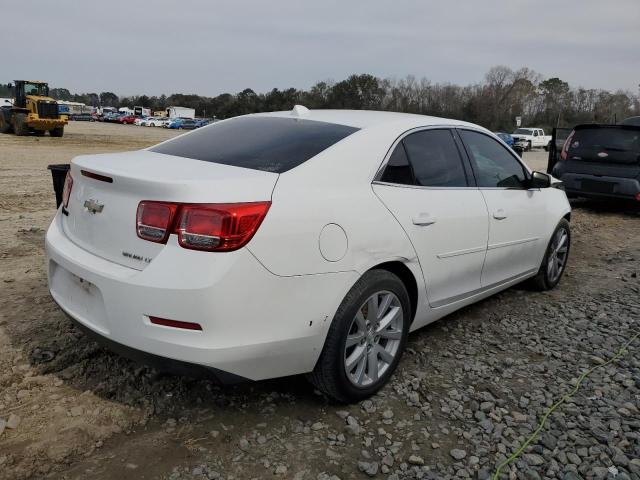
[308,270,411,403]
[50,127,64,137]
[526,140,532,151]
[529,219,570,291]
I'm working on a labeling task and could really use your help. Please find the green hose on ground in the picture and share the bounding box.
[492,330,640,480]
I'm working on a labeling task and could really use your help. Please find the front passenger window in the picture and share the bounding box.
[459,130,528,188]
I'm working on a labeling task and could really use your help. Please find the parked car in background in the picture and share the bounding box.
[495,132,514,147]
[134,117,149,126]
[512,128,552,151]
[117,115,136,125]
[621,116,640,127]
[195,118,211,128]
[180,119,197,130]
[551,123,640,202]
[46,107,571,402]
[146,117,168,127]
[166,118,192,129]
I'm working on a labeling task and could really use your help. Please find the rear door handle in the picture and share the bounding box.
[412,213,437,226]
[493,209,508,220]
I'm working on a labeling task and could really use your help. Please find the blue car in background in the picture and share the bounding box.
[495,132,514,147]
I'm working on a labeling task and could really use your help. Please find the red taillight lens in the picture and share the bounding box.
[136,201,178,243]
[149,316,202,331]
[62,172,73,208]
[136,201,271,252]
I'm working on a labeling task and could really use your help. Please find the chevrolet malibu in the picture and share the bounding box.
[46,107,571,402]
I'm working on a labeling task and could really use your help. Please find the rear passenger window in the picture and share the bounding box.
[459,130,527,188]
[380,143,415,185]
[402,129,468,187]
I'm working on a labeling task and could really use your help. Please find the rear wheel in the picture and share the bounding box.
[50,126,64,137]
[308,270,411,403]
[526,140,532,151]
[13,113,29,136]
[529,219,570,291]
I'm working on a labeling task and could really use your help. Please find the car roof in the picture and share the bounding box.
[254,107,483,131]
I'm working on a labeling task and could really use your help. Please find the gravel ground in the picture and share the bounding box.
[0,123,638,480]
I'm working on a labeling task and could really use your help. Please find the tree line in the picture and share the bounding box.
[2,66,638,131]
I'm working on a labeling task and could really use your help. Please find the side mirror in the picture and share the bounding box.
[7,83,13,89]
[530,171,551,188]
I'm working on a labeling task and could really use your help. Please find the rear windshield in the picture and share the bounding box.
[149,116,359,173]
[514,128,533,135]
[569,128,640,153]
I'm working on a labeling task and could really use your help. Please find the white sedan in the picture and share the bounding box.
[145,117,168,127]
[45,107,571,402]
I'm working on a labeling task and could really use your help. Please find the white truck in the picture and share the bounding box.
[511,128,552,151]
[166,106,196,119]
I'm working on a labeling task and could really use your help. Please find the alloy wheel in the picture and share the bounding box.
[344,291,403,387]
[547,227,569,283]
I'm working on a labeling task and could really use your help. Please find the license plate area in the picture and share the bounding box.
[49,261,110,335]
[581,179,614,193]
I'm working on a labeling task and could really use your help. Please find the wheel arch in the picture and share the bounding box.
[366,261,418,322]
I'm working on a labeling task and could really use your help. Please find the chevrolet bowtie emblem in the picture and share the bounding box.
[84,198,104,214]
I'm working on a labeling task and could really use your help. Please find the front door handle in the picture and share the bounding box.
[412,213,437,226]
[493,209,508,220]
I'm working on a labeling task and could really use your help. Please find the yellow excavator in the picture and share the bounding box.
[0,80,68,137]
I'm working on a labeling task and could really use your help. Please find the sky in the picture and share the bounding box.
[4,0,640,97]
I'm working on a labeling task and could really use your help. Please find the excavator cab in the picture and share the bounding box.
[0,80,67,137]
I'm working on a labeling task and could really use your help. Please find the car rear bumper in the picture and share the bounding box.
[45,211,357,381]
[557,173,640,200]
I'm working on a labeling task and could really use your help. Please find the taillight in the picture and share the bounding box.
[560,131,575,161]
[136,201,178,243]
[62,172,73,208]
[136,201,271,252]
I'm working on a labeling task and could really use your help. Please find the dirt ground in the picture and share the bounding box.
[0,122,638,480]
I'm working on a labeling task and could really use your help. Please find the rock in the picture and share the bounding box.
[274,465,288,475]
[357,461,378,477]
[566,452,581,465]
[450,448,466,460]
[407,455,424,466]
[0,419,5,436]
[511,411,527,423]
[6,414,20,429]
[563,472,584,480]
[238,438,250,452]
[382,409,394,420]
[523,454,545,466]
[311,422,324,431]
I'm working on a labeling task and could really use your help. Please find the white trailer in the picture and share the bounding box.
[166,106,196,119]
[0,98,12,107]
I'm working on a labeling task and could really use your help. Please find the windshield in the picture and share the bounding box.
[514,128,533,135]
[23,82,49,96]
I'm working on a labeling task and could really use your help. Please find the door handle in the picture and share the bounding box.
[493,209,508,220]
[412,213,437,226]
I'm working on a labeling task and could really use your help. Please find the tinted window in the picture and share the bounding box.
[460,130,527,188]
[569,127,640,154]
[380,143,415,185]
[150,116,359,173]
[402,129,468,187]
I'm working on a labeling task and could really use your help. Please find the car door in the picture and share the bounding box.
[372,128,489,307]
[457,128,549,287]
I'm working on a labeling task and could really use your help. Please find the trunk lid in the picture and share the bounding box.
[62,150,278,270]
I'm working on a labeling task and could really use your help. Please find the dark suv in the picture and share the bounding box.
[551,124,640,202]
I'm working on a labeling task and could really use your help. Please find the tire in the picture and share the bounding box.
[0,112,12,133]
[526,141,532,151]
[50,127,64,137]
[529,219,570,291]
[13,113,29,136]
[34,130,46,136]
[544,141,551,152]
[308,269,411,403]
